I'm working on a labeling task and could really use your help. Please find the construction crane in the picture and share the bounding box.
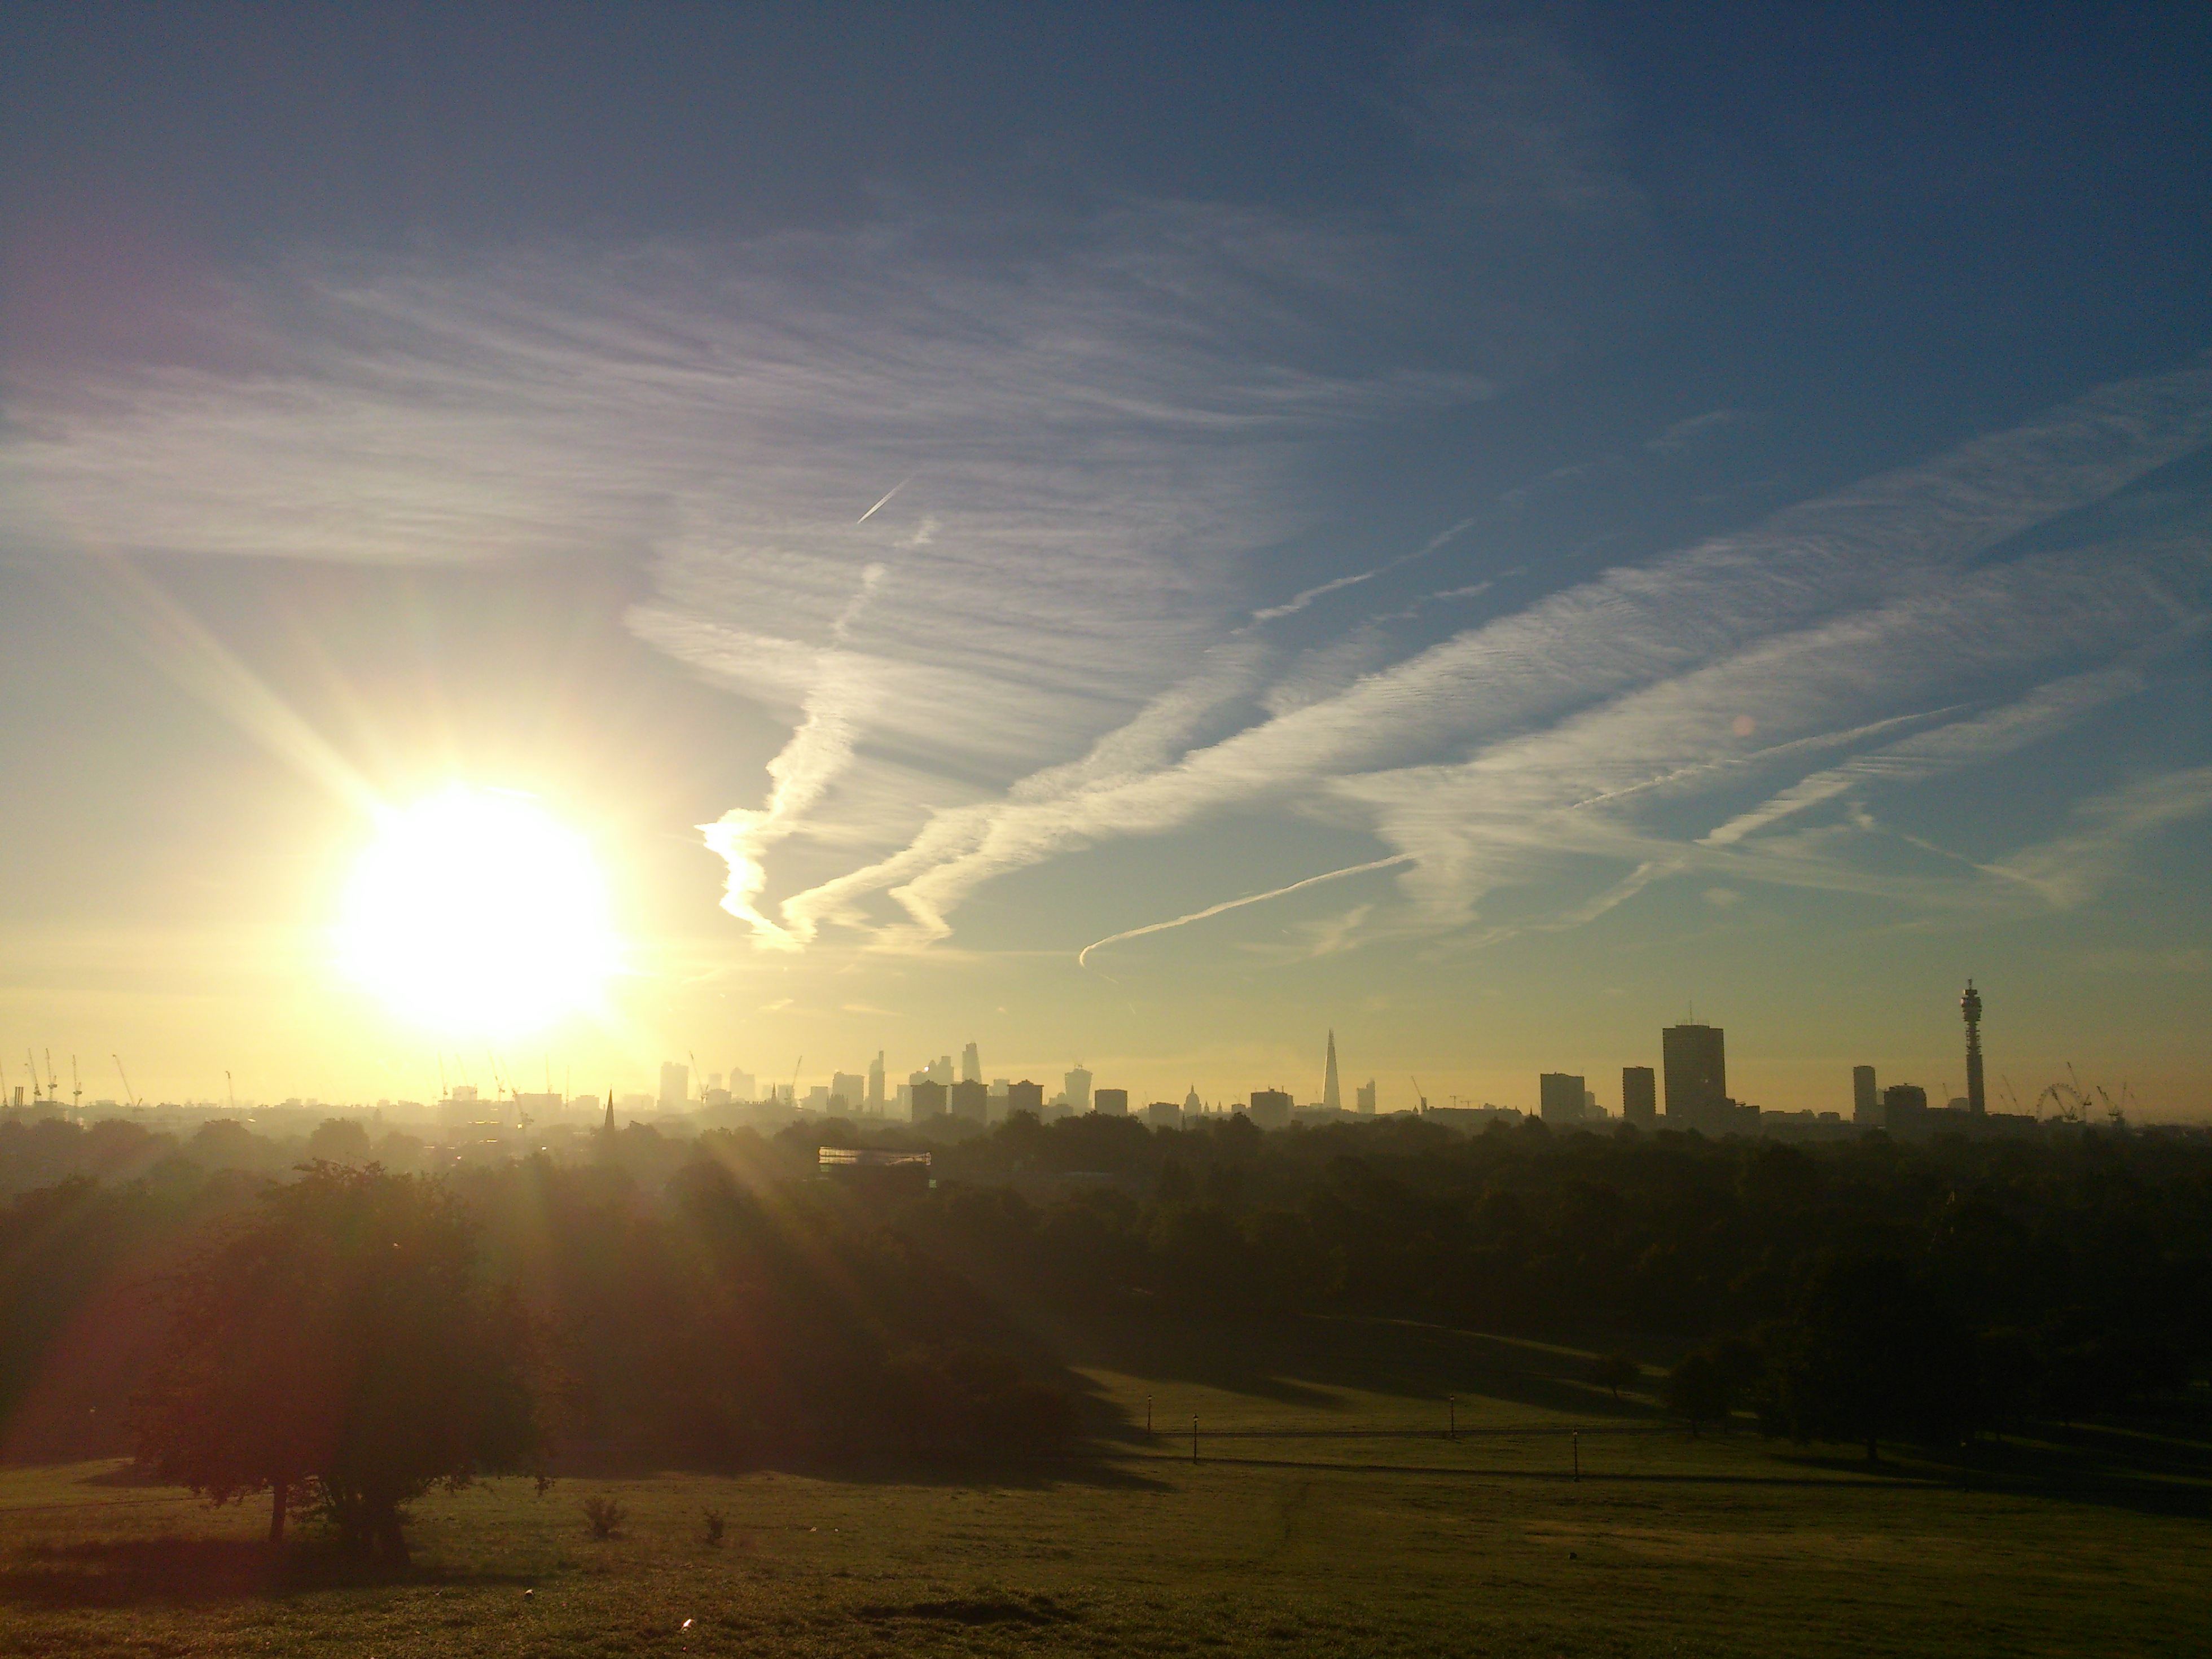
[789,1055,804,1107]
[45,1050,58,1103]
[1409,1076,1428,1114]
[112,1055,141,1111]
[226,1070,236,1113]
[2095,1079,2134,1126]
[70,1054,81,1114]
[23,1050,38,1103]
[688,1050,700,1103]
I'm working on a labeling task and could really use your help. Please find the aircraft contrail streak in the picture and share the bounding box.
[1077,854,1413,967]
[855,477,912,523]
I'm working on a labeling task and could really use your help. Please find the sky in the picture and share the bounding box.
[2,3,2208,1118]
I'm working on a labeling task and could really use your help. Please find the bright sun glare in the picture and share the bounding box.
[337,788,617,1035]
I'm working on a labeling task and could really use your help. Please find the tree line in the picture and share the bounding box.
[1,1108,2206,1552]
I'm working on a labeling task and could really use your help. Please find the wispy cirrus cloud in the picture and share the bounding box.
[783,357,2212,955]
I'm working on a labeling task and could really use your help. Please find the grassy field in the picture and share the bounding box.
[3,1315,2206,1657]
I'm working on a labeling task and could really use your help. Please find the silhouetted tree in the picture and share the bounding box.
[1664,1351,1730,1435]
[132,1164,541,1559]
[1765,1253,1973,1462]
[1591,1353,1639,1403]
[304,1118,374,1166]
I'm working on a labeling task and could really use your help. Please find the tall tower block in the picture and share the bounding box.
[1961,980,1985,1116]
[1322,1030,1342,1113]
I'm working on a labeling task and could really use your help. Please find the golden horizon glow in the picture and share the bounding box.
[335,787,617,1038]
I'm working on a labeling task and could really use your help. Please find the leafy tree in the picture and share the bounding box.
[132,1164,541,1560]
[1664,1351,1730,1436]
[304,1118,374,1166]
[1591,1352,1639,1403]
[1765,1253,1973,1463]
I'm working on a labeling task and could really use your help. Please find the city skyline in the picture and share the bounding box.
[2,10,2207,1119]
[11,981,2029,1131]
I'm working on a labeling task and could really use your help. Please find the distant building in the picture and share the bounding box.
[1882,1082,1929,1133]
[1852,1065,1879,1124]
[657,1062,689,1111]
[1094,1087,1129,1116]
[818,1145,931,1197]
[1322,1030,1342,1113]
[867,1052,885,1112]
[1183,1085,1204,1116]
[831,1072,865,1113]
[1248,1088,1293,1129]
[1146,1100,1181,1127]
[1063,1066,1093,1113]
[948,1078,989,1121]
[1355,1078,1376,1115]
[1007,1079,1044,1117]
[1961,980,1986,1116]
[727,1068,757,1102]
[911,1078,948,1121]
[1539,1073,1588,1123]
[1662,1024,1727,1121]
[962,1041,981,1083]
[805,1085,830,1111]
[1622,1066,1657,1126]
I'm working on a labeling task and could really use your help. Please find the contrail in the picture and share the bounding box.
[855,477,912,524]
[1077,854,1412,966]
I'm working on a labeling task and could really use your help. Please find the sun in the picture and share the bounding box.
[336,787,617,1035]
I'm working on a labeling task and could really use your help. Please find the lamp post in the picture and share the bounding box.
[1447,1395,1456,1441]
[1145,1395,1153,1440]
[1573,1431,1581,1482]
[1192,1417,1199,1463]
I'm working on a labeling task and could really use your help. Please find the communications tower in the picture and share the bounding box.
[1961,980,1985,1116]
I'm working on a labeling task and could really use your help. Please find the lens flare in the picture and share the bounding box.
[336,788,616,1034]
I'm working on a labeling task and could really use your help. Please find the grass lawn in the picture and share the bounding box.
[2,1316,2205,1656]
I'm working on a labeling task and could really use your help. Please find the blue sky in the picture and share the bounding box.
[2,5,2207,1115]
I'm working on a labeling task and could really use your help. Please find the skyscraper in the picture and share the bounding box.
[1322,1030,1342,1112]
[1852,1065,1878,1123]
[1662,1024,1727,1122]
[1961,980,1985,1116]
[1063,1065,1092,1113]
[1355,1079,1376,1115]
[867,1051,885,1113]
[961,1041,981,1083]
[657,1061,689,1111]
[1622,1066,1656,1126]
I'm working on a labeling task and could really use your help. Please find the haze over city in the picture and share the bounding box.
[2,6,2207,1121]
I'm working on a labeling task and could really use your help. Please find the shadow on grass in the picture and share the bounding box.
[1043,1305,1662,1424]
[0,1537,535,1609]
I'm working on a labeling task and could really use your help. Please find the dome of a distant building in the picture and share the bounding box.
[1184,1084,1202,1113]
